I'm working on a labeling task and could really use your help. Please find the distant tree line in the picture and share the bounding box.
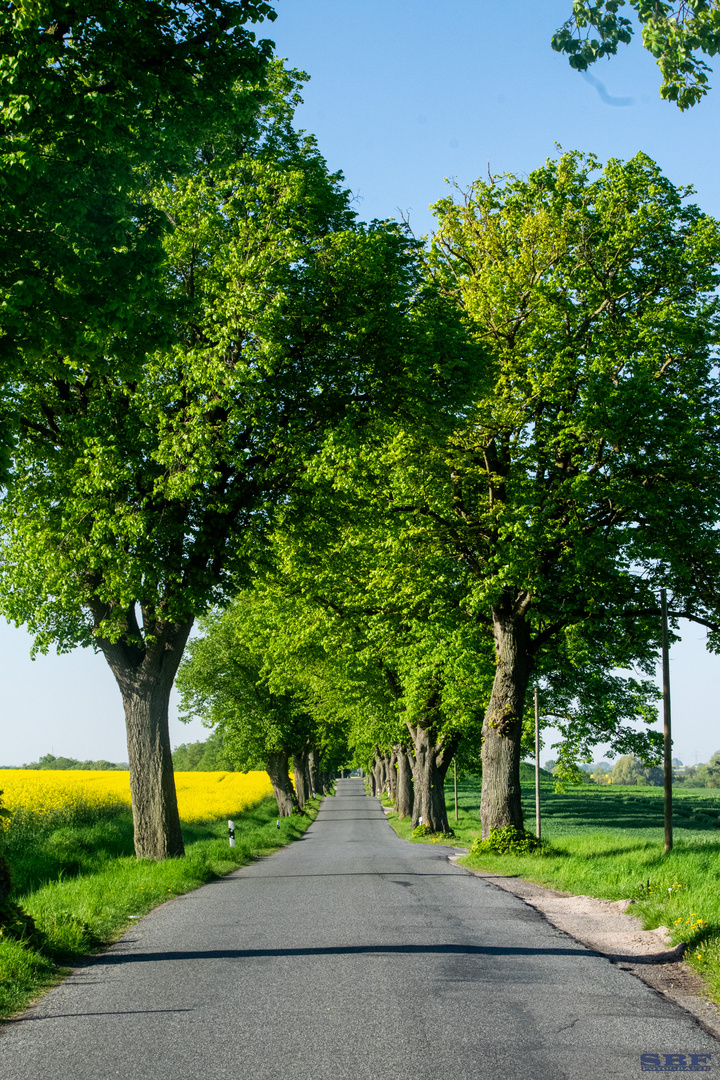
[171,731,238,773]
[544,753,720,789]
[673,752,720,789]
[3,753,128,771]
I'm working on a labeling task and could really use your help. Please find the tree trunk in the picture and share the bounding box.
[408,746,420,827]
[292,749,310,808]
[308,746,319,797]
[373,755,385,796]
[408,725,458,833]
[394,747,414,819]
[266,751,298,816]
[0,855,10,904]
[97,615,193,859]
[387,750,398,802]
[368,770,377,796]
[480,598,531,838]
[0,851,38,944]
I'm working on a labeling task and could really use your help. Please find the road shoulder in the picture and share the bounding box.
[453,856,720,1041]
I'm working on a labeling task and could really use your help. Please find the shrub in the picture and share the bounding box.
[470,825,541,856]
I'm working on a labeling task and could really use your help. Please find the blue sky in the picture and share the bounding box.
[2,0,720,767]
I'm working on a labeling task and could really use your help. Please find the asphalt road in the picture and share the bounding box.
[1,779,717,1079]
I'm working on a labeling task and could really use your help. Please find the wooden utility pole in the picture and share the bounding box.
[453,759,458,822]
[661,588,673,854]
[534,685,541,841]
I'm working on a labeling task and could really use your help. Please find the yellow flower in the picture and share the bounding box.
[0,769,272,823]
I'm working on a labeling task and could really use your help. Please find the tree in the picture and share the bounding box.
[0,70,424,858]
[554,1,720,109]
[683,750,720,788]
[0,1,276,478]
[176,594,348,814]
[171,731,237,772]
[611,754,658,785]
[703,752,720,787]
[418,150,720,836]
[265,483,493,833]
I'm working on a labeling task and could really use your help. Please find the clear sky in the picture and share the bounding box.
[2,0,720,767]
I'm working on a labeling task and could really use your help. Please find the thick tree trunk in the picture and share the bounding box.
[480,599,531,838]
[394,747,414,819]
[292,749,310,808]
[387,750,397,802]
[266,751,299,816]
[408,725,458,833]
[368,770,377,796]
[98,616,193,860]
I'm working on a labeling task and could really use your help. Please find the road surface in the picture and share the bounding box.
[1,778,716,1079]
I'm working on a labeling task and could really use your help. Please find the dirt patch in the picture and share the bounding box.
[452,857,720,1039]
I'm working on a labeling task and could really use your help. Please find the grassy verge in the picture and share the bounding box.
[382,773,720,1002]
[0,795,320,1019]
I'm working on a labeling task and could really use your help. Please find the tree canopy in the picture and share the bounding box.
[0,0,276,478]
[176,592,349,813]
[554,1,720,109]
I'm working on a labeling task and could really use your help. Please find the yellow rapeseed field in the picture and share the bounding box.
[0,770,272,823]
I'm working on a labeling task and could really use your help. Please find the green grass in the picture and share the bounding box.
[0,795,320,1019]
[383,771,720,1003]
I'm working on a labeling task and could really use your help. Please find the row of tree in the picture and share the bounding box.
[585,753,720,788]
[672,753,720,789]
[4,3,720,860]
[0,754,128,771]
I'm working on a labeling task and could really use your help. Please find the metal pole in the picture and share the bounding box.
[534,685,541,841]
[454,758,458,823]
[661,588,673,854]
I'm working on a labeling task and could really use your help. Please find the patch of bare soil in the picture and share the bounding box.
[451,856,720,1039]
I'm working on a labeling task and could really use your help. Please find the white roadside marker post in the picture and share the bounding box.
[228,819,235,848]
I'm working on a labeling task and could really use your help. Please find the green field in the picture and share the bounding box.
[384,771,720,1002]
[0,796,319,1019]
